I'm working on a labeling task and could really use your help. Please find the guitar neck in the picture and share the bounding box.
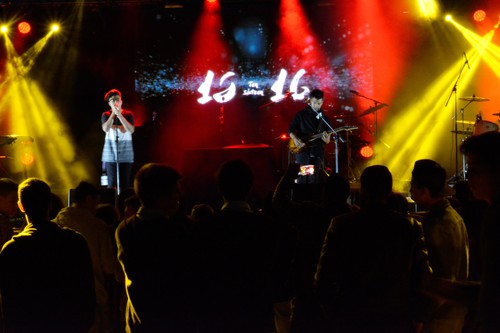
[308,126,358,141]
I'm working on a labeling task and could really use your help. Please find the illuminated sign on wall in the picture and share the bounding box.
[197,69,310,105]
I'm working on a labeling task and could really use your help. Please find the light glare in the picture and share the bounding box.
[473,10,486,22]
[18,22,31,34]
[418,0,439,19]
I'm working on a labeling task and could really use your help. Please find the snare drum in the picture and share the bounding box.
[473,120,499,136]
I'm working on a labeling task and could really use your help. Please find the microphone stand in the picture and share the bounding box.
[444,55,469,182]
[314,109,343,174]
[115,127,120,197]
[352,91,389,148]
[112,112,121,200]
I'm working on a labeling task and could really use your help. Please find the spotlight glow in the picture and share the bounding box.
[360,145,374,158]
[18,21,31,34]
[418,0,439,19]
[21,152,35,166]
[473,10,486,22]
[51,24,60,32]
[1,25,8,33]
[0,29,92,190]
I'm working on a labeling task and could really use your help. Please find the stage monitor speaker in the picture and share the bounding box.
[182,145,278,210]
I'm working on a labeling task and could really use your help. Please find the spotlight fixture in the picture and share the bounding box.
[418,0,439,19]
[1,25,8,33]
[21,152,35,166]
[50,24,60,32]
[473,10,486,22]
[17,21,31,34]
[359,145,374,159]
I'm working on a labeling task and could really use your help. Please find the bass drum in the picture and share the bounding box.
[473,120,499,136]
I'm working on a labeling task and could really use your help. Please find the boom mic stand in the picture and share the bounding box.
[354,91,389,148]
[444,54,469,182]
[313,109,343,174]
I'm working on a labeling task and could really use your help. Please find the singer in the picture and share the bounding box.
[101,89,135,192]
[288,88,332,184]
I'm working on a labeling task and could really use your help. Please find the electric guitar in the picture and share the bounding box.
[289,126,358,154]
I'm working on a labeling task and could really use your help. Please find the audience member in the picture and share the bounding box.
[315,165,432,333]
[410,159,469,333]
[117,188,136,221]
[49,192,64,220]
[0,178,95,333]
[54,180,122,333]
[115,163,194,333]
[194,159,277,333]
[272,165,353,333]
[189,203,215,224]
[460,132,500,333]
[452,180,487,281]
[96,203,121,230]
[0,178,24,249]
[388,192,411,214]
[94,202,125,333]
[122,194,141,221]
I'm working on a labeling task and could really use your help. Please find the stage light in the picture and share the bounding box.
[206,0,216,3]
[473,10,486,22]
[418,0,439,19]
[359,145,374,158]
[18,21,31,34]
[445,14,453,22]
[21,152,35,166]
[51,24,60,32]
[1,25,8,33]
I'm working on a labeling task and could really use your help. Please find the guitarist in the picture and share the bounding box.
[288,89,332,184]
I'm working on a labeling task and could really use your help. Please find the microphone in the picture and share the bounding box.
[350,90,359,95]
[463,52,470,69]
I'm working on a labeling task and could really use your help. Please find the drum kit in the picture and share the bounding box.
[454,96,499,137]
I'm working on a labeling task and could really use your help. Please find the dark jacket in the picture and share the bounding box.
[315,207,432,328]
[0,221,95,333]
[115,208,194,333]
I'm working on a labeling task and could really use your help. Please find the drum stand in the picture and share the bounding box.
[458,101,472,180]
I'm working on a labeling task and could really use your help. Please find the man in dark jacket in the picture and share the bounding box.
[460,132,500,333]
[315,165,432,333]
[0,178,95,333]
[115,163,194,333]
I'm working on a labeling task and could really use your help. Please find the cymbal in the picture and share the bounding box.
[458,96,489,102]
[360,104,388,116]
[451,130,473,135]
[456,120,475,125]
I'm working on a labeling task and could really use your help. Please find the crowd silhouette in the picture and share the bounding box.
[0,132,498,333]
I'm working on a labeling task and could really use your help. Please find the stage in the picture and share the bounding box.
[0,0,499,202]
